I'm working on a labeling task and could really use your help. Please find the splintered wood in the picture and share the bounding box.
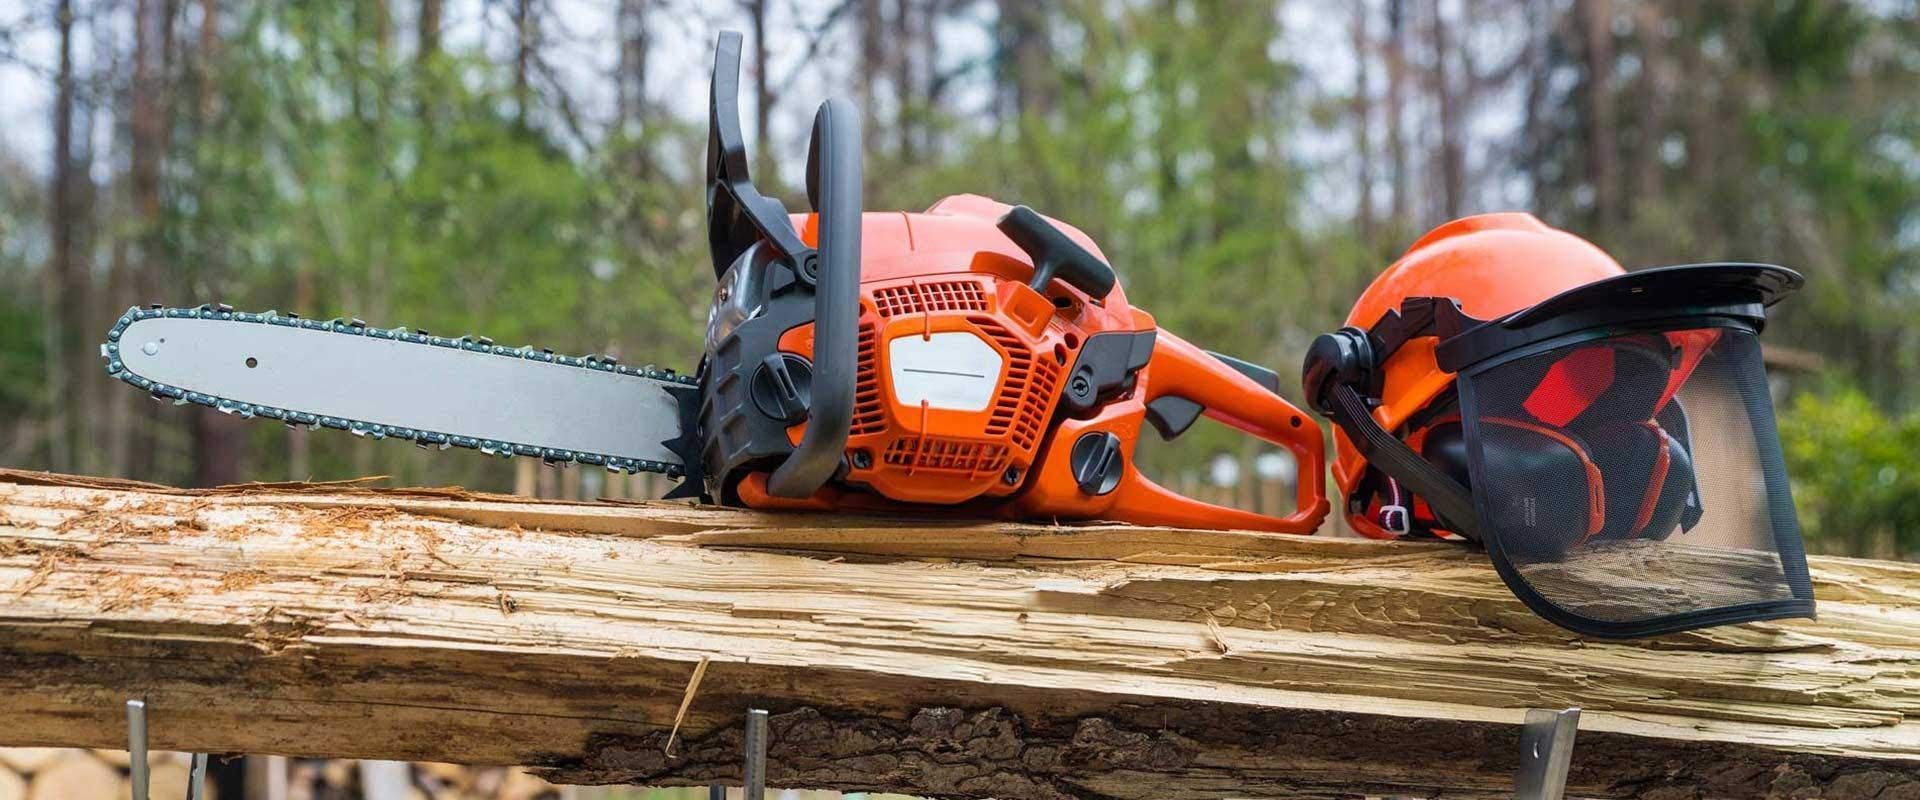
[0,468,1914,799]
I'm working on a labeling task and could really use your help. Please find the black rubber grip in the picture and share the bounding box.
[766,98,862,499]
[996,205,1118,299]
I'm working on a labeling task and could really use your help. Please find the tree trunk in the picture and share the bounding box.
[513,0,535,128]
[743,0,776,183]
[0,470,1915,799]
[417,0,441,61]
[42,0,80,475]
[1429,0,1464,221]
[1351,1,1375,243]
[128,0,174,483]
[181,0,245,489]
[1629,2,1669,210]
[1521,0,1550,206]
[893,0,917,161]
[996,0,1054,121]
[1575,0,1619,235]
[616,0,650,131]
[1385,0,1410,225]
[858,0,885,117]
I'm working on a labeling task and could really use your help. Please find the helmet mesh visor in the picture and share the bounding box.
[1458,327,1813,628]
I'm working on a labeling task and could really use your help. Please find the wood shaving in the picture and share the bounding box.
[663,656,711,758]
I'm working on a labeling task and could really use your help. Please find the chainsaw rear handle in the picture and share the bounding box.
[1106,332,1330,533]
[766,98,863,498]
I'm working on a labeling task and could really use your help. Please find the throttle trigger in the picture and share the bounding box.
[1146,396,1203,440]
[1206,350,1281,393]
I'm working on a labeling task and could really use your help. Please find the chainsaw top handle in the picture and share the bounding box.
[766,99,862,498]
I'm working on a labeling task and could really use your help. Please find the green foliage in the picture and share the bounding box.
[151,1,714,488]
[1779,380,1920,558]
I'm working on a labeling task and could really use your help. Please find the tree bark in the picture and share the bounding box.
[417,0,441,62]
[513,0,535,128]
[615,0,650,131]
[1384,0,1410,225]
[0,470,1915,799]
[1629,1,1669,209]
[996,0,1054,121]
[743,0,776,183]
[1429,0,1464,221]
[1575,0,1619,235]
[1351,1,1375,243]
[43,0,80,475]
[127,0,174,483]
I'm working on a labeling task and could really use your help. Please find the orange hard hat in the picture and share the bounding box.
[1329,213,1625,538]
[1301,214,1815,638]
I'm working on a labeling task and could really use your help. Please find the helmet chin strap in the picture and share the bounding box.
[1324,381,1484,542]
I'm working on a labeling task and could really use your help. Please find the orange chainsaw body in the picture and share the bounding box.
[734,194,1330,533]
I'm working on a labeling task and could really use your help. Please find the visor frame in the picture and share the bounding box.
[1454,316,1816,639]
[1434,263,1802,374]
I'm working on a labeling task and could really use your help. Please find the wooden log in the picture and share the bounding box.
[0,750,67,775]
[0,469,1915,800]
[26,752,117,800]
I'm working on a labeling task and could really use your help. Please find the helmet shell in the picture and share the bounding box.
[1335,213,1626,532]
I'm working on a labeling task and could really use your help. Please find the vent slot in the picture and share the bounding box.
[884,437,1011,474]
[872,281,989,317]
[850,318,886,435]
[968,315,1058,452]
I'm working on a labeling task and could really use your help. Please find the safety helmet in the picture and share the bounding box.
[1302,213,1815,638]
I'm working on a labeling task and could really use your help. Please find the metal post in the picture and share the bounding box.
[709,785,727,800]
[186,752,209,800]
[1514,707,1580,800]
[743,709,770,800]
[127,700,150,800]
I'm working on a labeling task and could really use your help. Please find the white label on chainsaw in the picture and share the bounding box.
[887,332,1004,412]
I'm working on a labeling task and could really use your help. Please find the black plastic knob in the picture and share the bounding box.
[1070,431,1125,496]
[750,353,814,423]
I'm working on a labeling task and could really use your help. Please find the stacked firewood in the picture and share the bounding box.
[0,749,564,799]
[0,747,193,799]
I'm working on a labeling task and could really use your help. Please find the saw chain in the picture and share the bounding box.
[101,304,697,477]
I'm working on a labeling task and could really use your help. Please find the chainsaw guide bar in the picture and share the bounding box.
[102,304,699,478]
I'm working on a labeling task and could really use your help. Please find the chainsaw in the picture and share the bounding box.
[100,32,1330,533]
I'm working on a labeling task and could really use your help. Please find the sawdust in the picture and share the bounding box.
[216,569,275,592]
[355,583,414,605]
[11,549,70,597]
[94,573,188,612]
[297,506,405,540]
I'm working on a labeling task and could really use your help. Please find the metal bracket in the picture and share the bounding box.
[127,699,209,800]
[1514,707,1580,800]
[707,708,771,800]
[744,708,770,800]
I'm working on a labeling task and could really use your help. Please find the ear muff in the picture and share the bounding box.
[1471,418,1605,558]
[1512,338,1674,428]
[1417,421,1472,488]
[1581,421,1696,542]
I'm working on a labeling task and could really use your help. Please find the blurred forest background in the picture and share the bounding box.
[0,0,1915,559]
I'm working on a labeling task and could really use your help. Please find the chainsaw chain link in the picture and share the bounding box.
[101,304,697,477]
